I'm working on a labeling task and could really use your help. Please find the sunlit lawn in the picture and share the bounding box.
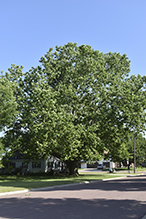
[131,167,146,172]
[114,167,146,172]
[0,170,139,193]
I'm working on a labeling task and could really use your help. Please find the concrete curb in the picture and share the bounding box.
[0,174,143,197]
[0,189,29,196]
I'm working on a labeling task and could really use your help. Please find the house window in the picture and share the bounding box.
[55,162,58,168]
[9,162,16,168]
[22,162,28,169]
[32,162,41,168]
[58,162,61,167]
[48,162,53,168]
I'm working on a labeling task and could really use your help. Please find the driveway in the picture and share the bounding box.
[0,175,146,219]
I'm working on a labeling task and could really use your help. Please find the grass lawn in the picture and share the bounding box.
[0,172,138,193]
[131,167,146,172]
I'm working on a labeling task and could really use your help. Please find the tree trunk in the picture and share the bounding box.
[65,160,79,176]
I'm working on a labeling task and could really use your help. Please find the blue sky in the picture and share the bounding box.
[0,0,146,77]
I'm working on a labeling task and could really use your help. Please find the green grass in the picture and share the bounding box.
[115,167,146,172]
[132,167,146,171]
[0,172,136,193]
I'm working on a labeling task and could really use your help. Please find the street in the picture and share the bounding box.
[0,175,146,219]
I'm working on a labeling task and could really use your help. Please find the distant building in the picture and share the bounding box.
[80,158,115,169]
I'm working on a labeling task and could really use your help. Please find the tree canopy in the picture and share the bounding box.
[2,43,146,174]
[0,77,17,131]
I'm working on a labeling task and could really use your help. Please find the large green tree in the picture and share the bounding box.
[3,43,146,174]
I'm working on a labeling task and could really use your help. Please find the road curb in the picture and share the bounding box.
[0,189,29,196]
[0,174,144,197]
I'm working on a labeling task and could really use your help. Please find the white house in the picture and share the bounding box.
[2,153,65,174]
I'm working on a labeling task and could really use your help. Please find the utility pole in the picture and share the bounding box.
[134,134,136,173]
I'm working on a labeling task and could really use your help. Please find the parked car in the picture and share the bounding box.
[97,164,103,169]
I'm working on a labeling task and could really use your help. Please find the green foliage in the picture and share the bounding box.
[0,77,17,131]
[0,76,17,160]
[126,134,146,164]
[0,139,4,156]
[2,43,146,174]
[0,139,5,168]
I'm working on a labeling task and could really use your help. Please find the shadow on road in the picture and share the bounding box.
[0,196,146,219]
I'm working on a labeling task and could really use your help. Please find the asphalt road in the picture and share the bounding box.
[0,175,146,219]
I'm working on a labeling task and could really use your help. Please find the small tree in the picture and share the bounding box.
[126,134,146,166]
